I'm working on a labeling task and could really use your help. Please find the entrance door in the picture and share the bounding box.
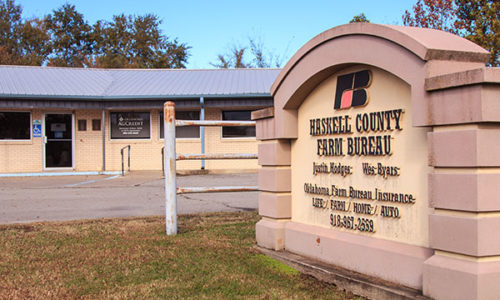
[44,114,73,168]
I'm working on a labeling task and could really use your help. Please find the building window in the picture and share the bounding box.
[92,119,101,131]
[222,110,255,138]
[0,112,30,140]
[110,112,151,139]
[160,110,200,139]
[77,119,87,131]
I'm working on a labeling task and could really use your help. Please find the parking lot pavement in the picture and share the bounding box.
[0,171,258,224]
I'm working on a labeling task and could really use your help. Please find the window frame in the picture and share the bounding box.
[0,111,32,141]
[220,110,256,139]
[92,119,101,131]
[159,110,201,140]
[77,119,87,131]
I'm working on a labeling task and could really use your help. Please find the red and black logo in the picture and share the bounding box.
[334,70,372,110]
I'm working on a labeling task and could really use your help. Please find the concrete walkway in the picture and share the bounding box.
[0,171,257,224]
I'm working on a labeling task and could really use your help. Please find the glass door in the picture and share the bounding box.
[44,114,73,168]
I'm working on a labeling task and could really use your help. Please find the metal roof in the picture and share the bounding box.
[0,66,280,100]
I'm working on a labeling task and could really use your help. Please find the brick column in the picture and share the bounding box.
[423,68,500,300]
[252,108,292,250]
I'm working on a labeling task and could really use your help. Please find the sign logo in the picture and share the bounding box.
[334,70,372,110]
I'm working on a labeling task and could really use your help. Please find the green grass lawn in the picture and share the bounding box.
[0,211,358,299]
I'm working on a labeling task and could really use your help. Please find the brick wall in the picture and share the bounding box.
[75,110,103,171]
[0,107,259,173]
[0,109,43,173]
[204,108,258,170]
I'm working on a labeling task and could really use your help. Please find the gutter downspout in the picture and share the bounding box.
[102,109,106,171]
[200,97,205,170]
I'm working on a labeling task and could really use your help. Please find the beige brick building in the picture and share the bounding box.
[0,67,278,175]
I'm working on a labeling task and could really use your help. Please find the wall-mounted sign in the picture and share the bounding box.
[292,67,431,247]
[32,119,42,138]
[110,112,151,139]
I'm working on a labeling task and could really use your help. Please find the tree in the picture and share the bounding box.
[403,0,457,33]
[45,4,92,67]
[350,13,370,23]
[455,0,499,67]
[212,36,284,68]
[17,18,51,65]
[130,14,189,68]
[212,46,249,68]
[0,0,190,68]
[0,0,22,64]
[0,0,51,65]
[91,14,190,68]
[248,36,284,68]
[91,15,134,68]
[403,0,499,66]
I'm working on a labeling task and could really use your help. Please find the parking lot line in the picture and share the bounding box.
[64,179,97,188]
[63,175,120,188]
[102,175,120,181]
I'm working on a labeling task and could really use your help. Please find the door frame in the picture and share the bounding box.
[43,112,75,170]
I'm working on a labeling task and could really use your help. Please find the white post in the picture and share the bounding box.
[164,101,177,235]
[200,97,205,170]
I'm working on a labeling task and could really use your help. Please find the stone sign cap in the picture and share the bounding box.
[264,23,492,140]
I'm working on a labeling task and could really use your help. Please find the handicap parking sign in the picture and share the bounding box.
[32,120,42,137]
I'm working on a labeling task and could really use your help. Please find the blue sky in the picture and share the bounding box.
[15,0,417,69]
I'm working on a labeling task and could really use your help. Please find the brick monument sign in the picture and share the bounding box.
[253,23,500,300]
